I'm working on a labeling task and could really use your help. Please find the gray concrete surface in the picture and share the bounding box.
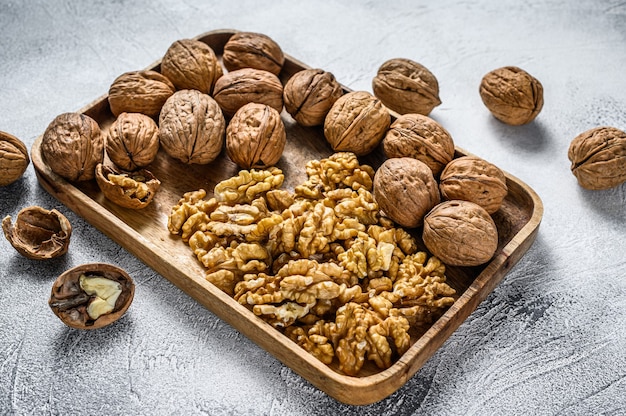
[1,0,625,415]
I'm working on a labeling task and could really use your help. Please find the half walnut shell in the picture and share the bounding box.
[2,206,72,260]
[95,164,160,209]
[49,263,135,330]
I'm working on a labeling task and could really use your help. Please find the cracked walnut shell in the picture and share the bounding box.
[108,70,175,118]
[106,112,160,171]
[160,39,223,94]
[283,68,344,126]
[479,66,543,125]
[223,32,285,76]
[568,126,626,190]
[213,68,284,118]
[95,164,160,209]
[0,130,29,186]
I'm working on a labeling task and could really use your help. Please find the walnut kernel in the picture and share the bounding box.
[95,164,161,209]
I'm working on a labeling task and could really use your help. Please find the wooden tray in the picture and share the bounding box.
[31,29,543,405]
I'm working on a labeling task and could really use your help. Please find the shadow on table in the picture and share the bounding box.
[575,184,626,224]
[486,117,552,154]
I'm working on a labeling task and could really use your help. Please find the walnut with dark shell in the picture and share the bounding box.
[423,200,498,267]
[106,112,160,171]
[160,39,223,94]
[226,103,286,169]
[439,156,508,214]
[0,130,30,186]
[223,32,285,75]
[159,89,225,164]
[213,68,284,117]
[283,68,344,126]
[108,70,175,117]
[95,164,160,209]
[49,263,134,330]
[2,206,72,260]
[324,91,390,156]
[40,112,104,182]
[383,113,455,176]
[372,58,441,116]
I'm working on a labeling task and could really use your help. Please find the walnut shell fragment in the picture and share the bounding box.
[479,66,544,125]
[0,130,30,186]
[383,113,455,176]
[108,70,175,117]
[373,157,440,228]
[226,103,286,169]
[213,68,284,117]
[95,164,160,209]
[324,91,391,156]
[372,58,441,116]
[568,126,626,190]
[223,32,285,76]
[160,39,223,94]
[283,68,344,126]
[106,112,160,171]
[40,112,104,182]
[49,263,135,330]
[159,89,225,164]
[423,200,498,267]
[2,206,72,260]
[439,156,508,214]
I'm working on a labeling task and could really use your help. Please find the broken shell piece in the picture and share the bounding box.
[2,206,72,260]
[95,164,160,209]
[49,263,135,330]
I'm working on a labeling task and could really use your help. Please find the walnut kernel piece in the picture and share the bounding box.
[106,112,160,171]
[568,126,626,190]
[2,206,71,260]
[283,69,344,126]
[372,58,441,116]
[160,39,223,94]
[108,70,175,117]
[383,113,455,176]
[0,130,29,186]
[159,89,225,164]
[226,103,286,169]
[213,68,284,118]
[223,32,285,76]
[324,91,390,156]
[373,157,440,228]
[41,112,104,182]
[423,200,498,267]
[439,156,508,214]
[49,263,134,330]
[479,66,544,125]
[95,164,160,209]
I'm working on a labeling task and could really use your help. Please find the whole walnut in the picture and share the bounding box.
[373,157,440,228]
[568,126,626,190]
[41,112,104,182]
[422,200,498,267]
[160,39,223,94]
[226,103,286,169]
[213,68,284,117]
[0,131,29,186]
[223,32,285,76]
[283,68,344,127]
[439,156,508,214]
[324,91,390,156]
[159,90,225,165]
[479,66,543,125]
[108,70,175,117]
[383,113,455,176]
[106,113,160,171]
[372,58,441,116]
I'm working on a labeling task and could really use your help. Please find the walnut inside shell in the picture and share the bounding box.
[95,164,161,209]
[283,68,344,127]
[0,130,30,186]
[222,32,285,76]
[106,112,160,171]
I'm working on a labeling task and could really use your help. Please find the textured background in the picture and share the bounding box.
[1,1,625,415]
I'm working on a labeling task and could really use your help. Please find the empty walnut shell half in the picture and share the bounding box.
[372,58,441,116]
[0,130,30,186]
[108,70,175,118]
[223,32,285,76]
[439,156,508,214]
[568,126,626,190]
[95,164,160,209]
[49,263,135,330]
[283,68,344,127]
[213,68,284,118]
[41,112,104,182]
[106,112,160,171]
[2,206,72,260]
[423,200,498,267]
[324,91,391,156]
[479,66,544,125]
[383,113,455,176]
[160,38,223,94]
